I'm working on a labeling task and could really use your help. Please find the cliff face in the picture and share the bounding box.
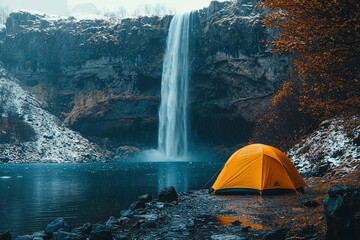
[0,0,288,152]
[1,11,170,147]
[0,66,107,163]
[190,1,287,145]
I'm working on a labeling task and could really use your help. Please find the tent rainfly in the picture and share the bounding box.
[211,144,307,195]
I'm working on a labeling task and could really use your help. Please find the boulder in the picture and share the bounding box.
[129,201,146,210]
[73,222,92,235]
[56,231,85,240]
[241,226,251,232]
[105,216,120,229]
[90,224,112,240]
[323,186,360,240]
[119,217,130,225]
[301,199,320,208]
[122,218,140,228]
[138,194,153,203]
[158,186,178,202]
[44,218,71,235]
[120,209,133,217]
[262,228,288,240]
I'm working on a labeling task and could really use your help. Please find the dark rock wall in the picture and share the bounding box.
[0,0,288,149]
[323,186,360,240]
[189,0,287,145]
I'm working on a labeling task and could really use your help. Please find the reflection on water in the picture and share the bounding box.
[218,215,270,230]
[215,192,316,231]
[217,195,271,230]
[157,163,188,192]
[0,161,221,236]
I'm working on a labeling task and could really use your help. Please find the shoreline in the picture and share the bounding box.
[5,184,326,240]
[2,166,360,239]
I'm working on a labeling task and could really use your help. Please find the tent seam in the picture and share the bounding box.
[268,146,297,190]
[261,144,264,191]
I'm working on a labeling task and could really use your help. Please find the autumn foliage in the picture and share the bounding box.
[261,0,360,116]
[252,0,360,148]
[251,72,316,150]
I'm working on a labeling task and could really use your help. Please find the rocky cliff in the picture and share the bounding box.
[0,66,107,163]
[0,0,288,155]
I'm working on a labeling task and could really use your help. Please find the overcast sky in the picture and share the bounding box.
[69,0,213,13]
[0,0,215,16]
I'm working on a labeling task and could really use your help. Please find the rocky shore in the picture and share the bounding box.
[2,177,359,240]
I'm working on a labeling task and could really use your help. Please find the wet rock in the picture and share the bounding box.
[119,217,130,225]
[262,228,288,240]
[133,209,147,215]
[56,231,85,240]
[169,223,187,231]
[320,120,331,129]
[301,199,319,208]
[45,217,71,235]
[0,232,11,240]
[241,226,251,232]
[105,216,120,229]
[314,162,330,177]
[122,218,140,228]
[120,209,133,217]
[154,202,164,209]
[323,186,360,240]
[129,201,146,210]
[136,214,158,228]
[142,221,157,228]
[231,220,241,226]
[331,150,343,158]
[138,194,153,203]
[14,236,32,240]
[32,232,46,239]
[115,146,140,159]
[211,235,245,240]
[114,235,128,240]
[158,186,178,202]
[301,225,315,236]
[353,134,360,146]
[195,214,218,225]
[164,202,175,208]
[73,222,92,235]
[90,224,112,240]
[218,210,234,215]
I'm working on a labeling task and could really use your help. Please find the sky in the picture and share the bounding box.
[0,0,215,16]
[69,0,213,13]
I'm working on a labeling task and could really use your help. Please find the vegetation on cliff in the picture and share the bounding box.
[252,0,360,149]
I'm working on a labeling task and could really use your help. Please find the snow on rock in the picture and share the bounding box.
[288,116,360,176]
[0,67,107,163]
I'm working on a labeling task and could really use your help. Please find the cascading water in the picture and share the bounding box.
[158,13,191,158]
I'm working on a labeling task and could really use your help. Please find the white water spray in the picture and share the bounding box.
[158,13,191,158]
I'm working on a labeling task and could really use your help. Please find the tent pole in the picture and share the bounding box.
[201,166,223,190]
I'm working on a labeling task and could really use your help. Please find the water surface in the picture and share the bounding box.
[0,160,222,236]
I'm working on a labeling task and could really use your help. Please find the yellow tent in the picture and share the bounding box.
[211,144,307,195]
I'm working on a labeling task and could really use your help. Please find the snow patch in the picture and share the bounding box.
[288,116,360,176]
[0,67,106,163]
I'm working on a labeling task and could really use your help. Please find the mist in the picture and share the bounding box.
[0,0,68,16]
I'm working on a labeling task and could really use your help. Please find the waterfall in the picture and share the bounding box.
[158,13,191,158]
